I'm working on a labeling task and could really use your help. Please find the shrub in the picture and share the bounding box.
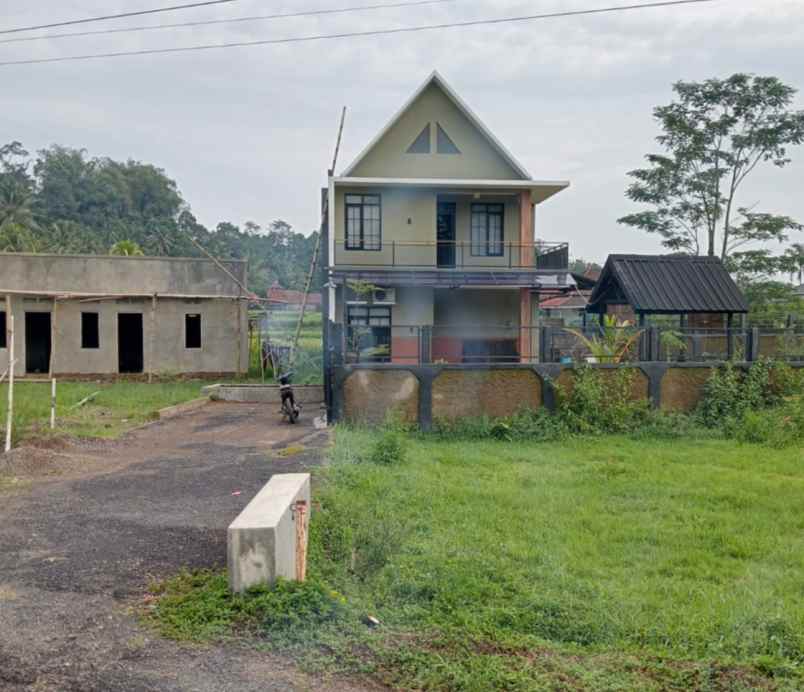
[369,429,407,465]
[556,366,648,435]
[737,398,804,448]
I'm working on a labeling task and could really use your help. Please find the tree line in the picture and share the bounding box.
[0,142,318,296]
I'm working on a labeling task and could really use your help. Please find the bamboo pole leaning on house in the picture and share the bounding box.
[5,315,15,454]
[291,106,347,366]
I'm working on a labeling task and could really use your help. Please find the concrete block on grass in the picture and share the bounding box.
[227,473,311,593]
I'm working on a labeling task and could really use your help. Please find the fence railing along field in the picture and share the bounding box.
[336,323,804,365]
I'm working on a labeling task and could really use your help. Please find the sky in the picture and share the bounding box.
[3,0,804,264]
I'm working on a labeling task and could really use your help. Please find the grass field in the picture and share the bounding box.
[0,381,203,443]
[150,428,804,690]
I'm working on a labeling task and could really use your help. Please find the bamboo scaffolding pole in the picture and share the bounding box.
[187,237,255,300]
[291,106,347,365]
[5,314,14,453]
[149,293,157,384]
[0,288,254,301]
[49,298,58,378]
[236,298,243,376]
[50,378,56,430]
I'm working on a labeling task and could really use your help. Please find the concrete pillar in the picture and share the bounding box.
[519,192,534,363]
[519,289,532,363]
[519,191,534,267]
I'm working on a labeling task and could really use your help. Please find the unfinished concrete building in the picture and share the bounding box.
[0,253,249,378]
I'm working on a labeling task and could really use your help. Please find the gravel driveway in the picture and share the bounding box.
[0,402,369,692]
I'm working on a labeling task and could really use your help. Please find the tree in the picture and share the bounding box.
[619,74,804,276]
[110,240,144,256]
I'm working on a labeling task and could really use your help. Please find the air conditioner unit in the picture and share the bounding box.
[372,287,396,305]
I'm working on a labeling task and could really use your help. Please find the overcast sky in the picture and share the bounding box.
[4,0,804,263]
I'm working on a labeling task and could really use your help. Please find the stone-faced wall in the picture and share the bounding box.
[660,368,712,412]
[333,362,802,429]
[342,369,419,425]
[432,369,542,421]
[554,367,649,402]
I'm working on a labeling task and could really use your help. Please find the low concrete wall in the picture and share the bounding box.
[227,473,311,593]
[204,384,324,405]
[331,361,804,429]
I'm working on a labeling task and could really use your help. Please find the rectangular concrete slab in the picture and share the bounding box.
[227,473,311,593]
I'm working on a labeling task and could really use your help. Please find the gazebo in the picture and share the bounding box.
[585,255,749,360]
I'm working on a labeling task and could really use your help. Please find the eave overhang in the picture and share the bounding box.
[333,176,569,204]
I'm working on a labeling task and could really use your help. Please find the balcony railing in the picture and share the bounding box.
[334,323,804,366]
[333,240,569,271]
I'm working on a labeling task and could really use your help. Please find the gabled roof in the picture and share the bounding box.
[341,70,531,179]
[586,255,749,315]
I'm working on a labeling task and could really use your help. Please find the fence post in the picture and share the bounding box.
[539,326,552,363]
[747,327,761,362]
[420,326,432,365]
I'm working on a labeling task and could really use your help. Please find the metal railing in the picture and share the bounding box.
[333,240,569,271]
[544,326,804,364]
[335,323,804,366]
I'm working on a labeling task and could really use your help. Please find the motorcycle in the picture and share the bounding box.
[278,371,301,424]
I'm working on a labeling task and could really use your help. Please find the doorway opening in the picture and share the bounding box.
[118,313,144,373]
[25,312,51,374]
[437,202,456,268]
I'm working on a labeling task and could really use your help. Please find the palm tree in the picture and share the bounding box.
[109,239,144,256]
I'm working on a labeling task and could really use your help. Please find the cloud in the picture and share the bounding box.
[4,0,804,261]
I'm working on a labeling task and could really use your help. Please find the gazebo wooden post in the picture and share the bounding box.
[726,312,734,361]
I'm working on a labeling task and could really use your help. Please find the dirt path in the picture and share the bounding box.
[0,403,370,692]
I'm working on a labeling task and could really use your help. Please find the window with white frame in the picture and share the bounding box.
[471,203,504,256]
[345,194,381,250]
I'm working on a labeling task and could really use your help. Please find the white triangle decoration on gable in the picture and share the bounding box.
[406,123,431,154]
[436,123,461,154]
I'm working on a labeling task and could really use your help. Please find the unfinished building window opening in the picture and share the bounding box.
[185,314,202,349]
[25,312,51,374]
[118,313,144,374]
[0,311,6,349]
[81,312,100,349]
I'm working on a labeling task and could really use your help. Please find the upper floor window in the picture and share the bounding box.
[345,194,381,251]
[471,203,504,257]
[0,311,6,349]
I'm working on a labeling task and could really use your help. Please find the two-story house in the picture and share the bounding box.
[325,71,573,365]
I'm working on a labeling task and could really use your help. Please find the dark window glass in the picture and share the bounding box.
[0,311,5,349]
[186,314,202,349]
[436,123,461,154]
[470,203,504,256]
[407,124,431,153]
[346,306,391,362]
[81,312,99,349]
[344,194,381,250]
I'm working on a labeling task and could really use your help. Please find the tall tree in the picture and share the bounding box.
[619,74,804,276]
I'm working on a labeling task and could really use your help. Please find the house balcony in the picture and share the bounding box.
[331,240,571,289]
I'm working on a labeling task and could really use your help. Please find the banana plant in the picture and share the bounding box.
[564,315,643,363]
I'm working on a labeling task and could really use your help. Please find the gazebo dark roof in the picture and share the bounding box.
[586,255,749,315]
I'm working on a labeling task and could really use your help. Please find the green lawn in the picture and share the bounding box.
[0,380,203,443]
[151,429,804,690]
